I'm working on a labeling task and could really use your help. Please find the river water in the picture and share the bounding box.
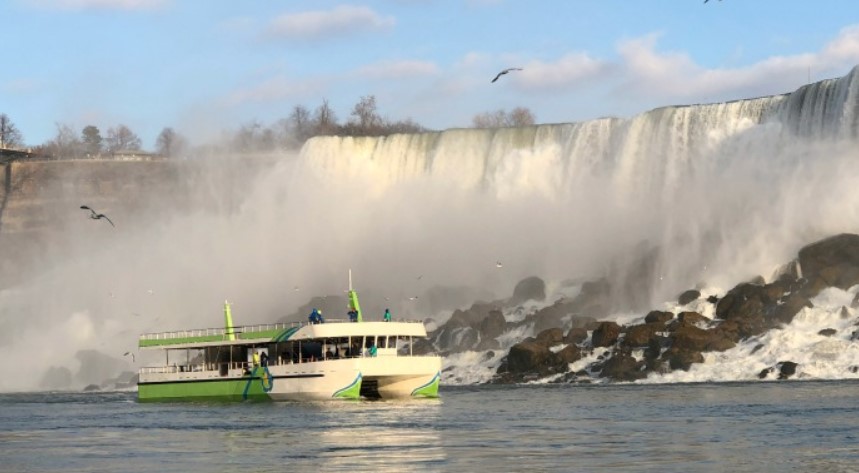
[1,381,858,472]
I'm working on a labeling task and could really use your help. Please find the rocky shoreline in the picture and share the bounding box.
[421,233,859,384]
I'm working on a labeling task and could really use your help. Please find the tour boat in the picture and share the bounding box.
[136,278,441,402]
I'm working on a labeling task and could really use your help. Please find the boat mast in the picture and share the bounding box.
[224,300,236,341]
[348,269,363,322]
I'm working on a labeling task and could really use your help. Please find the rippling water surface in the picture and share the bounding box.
[2,381,858,472]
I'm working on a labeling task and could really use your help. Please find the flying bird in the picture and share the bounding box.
[123,352,135,363]
[80,205,114,227]
[491,67,523,83]
[496,261,503,268]
[704,0,721,3]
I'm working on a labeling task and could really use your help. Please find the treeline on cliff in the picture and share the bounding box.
[1,97,536,159]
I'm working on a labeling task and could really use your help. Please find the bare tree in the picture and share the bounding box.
[155,127,187,157]
[313,99,338,136]
[509,107,536,126]
[0,114,24,149]
[349,95,383,134]
[105,124,142,153]
[43,123,82,158]
[472,107,536,128]
[81,125,103,156]
[289,104,312,144]
[472,109,508,128]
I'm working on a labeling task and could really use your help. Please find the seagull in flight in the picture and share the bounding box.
[496,261,503,268]
[123,352,135,363]
[80,205,114,227]
[491,67,523,83]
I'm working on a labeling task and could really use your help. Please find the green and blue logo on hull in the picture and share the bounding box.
[411,372,440,398]
[333,373,362,399]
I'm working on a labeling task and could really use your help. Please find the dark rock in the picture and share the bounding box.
[592,321,621,347]
[600,351,646,381]
[748,275,766,285]
[663,347,704,371]
[564,327,588,345]
[778,361,798,379]
[478,309,508,341]
[669,322,735,353]
[853,293,859,309]
[841,306,852,319]
[750,343,764,355]
[798,233,859,294]
[83,384,101,392]
[758,367,774,379]
[535,328,564,346]
[503,340,565,377]
[644,310,674,324]
[528,300,573,335]
[707,295,720,304]
[678,289,701,306]
[510,276,546,305]
[818,328,837,337]
[622,323,663,348]
[675,311,710,327]
[556,344,582,364]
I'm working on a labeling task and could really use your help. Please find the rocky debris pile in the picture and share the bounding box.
[434,233,859,384]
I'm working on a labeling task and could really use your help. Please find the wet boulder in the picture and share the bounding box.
[509,276,546,305]
[556,344,582,364]
[621,323,663,349]
[535,328,564,346]
[798,234,859,288]
[777,361,798,379]
[644,310,674,324]
[591,321,621,347]
[600,350,646,381]
[527,299,575,335]
[502,339,565,379]
[564,327,589,345]
[678,289,701,306]
[663,347,705,371]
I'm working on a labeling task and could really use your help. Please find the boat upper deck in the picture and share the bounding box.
[139,319,429,349]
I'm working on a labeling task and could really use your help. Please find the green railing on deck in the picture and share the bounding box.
[138,322,302,348]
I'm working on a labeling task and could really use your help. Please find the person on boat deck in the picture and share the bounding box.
[383,308,392,322]
[348,309,358,322]
[368,343,378,357]
[252,350,260,367]
[309,308,324,324]
[260,351,269,367]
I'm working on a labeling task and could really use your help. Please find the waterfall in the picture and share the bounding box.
[300,66,859,309]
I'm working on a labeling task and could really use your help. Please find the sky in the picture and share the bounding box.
[3,0,859,149]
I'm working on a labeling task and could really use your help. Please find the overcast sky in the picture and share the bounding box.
[3,0,859,148]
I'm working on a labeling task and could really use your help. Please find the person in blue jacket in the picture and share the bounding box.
[309,308,324,324]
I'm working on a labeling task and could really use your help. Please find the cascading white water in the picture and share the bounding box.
[300,66,859,309]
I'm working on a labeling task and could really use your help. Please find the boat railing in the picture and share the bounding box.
[139,318,425,342]
[139,321,303,342]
